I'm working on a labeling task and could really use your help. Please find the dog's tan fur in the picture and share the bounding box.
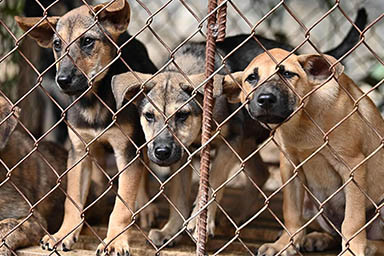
[15,1,158,255]
[0,96,67,256]
[218,48,384,255]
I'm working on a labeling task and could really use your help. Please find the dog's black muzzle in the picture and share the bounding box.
[56,59,88,95]
[149,139,182,167]
[56,72,88,95]
[248,82,294,124]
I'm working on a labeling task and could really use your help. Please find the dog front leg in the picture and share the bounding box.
[187,144,242,240]
[339,154,370,256]
[41,143,92,251]
[258,152,305,256]
[148,160,192,247]
[238,139,269,222]
[136,170,158,229]
[96,145,142,256]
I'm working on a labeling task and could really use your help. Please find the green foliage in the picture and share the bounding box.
[0,0,25,100]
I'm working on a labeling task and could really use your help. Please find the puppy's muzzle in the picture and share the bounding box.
[56,56,88,95]
[248,82,294,124]
[257,93,277,109]
[149,140,182,166]
[154,145,172,161]
[56,72,87,95]
[57,74,72,91]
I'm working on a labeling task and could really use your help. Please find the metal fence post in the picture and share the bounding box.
[196,0,218,255]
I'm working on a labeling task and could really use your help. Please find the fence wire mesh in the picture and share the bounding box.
[0,0,383,255]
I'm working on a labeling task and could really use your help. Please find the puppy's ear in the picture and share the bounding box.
[93,0,130,35]
[0,100,20,150]
[298,54,344,83]
[15,16,60,48]
[221,72,243,103]
[186,73,242,99]
[112,72,154,109]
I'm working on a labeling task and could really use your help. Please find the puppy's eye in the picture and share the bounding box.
[175,111,190,122]
[246,73,259,83]
[144,112,155,122]
[281,70,297,79]
[81,37,95,48]
[53,39,62,52]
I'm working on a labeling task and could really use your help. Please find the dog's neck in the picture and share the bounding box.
[68,75,114,129]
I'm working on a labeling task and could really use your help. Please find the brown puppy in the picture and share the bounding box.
[0,96,67,256]
[15,0,158,255]
[216,49,384,255]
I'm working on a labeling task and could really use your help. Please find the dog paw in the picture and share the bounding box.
[148,229,175,247]
[186,217,197,241]
[187,217,215,241]
[186,216,197,234]
[96,235,130,256]
[207,218,216,238]
[40,232,78,251]
[139,204,159,229]
[302,231,336,252]
[257,242,298,256]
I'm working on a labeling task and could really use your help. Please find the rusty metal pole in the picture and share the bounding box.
[216,0,227,42]
[197,0,218,255]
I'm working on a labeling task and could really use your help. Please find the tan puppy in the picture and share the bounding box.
[215,48,384,256]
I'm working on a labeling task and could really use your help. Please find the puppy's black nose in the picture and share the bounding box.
[257,93,277,109]
[154,146,171,161]
[57,75,72,90]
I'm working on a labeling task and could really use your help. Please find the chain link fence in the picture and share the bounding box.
[0,0,383,255]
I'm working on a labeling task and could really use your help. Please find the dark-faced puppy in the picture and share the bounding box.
[114,73,203,167]
[219,48,384,256]
[112,68,269,246]
[15,0,158,255]
[0,96,67,256]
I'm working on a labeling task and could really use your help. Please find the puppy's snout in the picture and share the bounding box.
[257,93,277,109]
[154,146,172,161]
[57,75,72,90]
